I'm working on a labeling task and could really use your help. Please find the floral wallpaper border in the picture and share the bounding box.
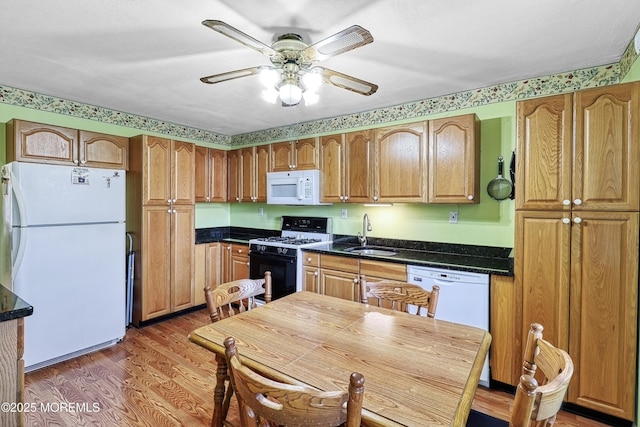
[1,40,637,147]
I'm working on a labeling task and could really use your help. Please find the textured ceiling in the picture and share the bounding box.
[1,0,639,136]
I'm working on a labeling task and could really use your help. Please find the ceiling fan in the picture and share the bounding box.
[200,20,379,106]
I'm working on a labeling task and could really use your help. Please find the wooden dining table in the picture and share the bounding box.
[188,291,491,427]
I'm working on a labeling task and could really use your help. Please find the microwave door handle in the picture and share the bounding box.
[297,178,305,200]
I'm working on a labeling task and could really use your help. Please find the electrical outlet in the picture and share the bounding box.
[449,211,458,224]
[341,208,348,219]
[258,207,264,216]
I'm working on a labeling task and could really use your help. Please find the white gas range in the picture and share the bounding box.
[249,216,332,300]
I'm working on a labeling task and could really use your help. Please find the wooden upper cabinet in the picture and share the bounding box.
[227,149,241,203]
[240,147,255,203]
[573,83,639,211]
[373,122,427,203]
[254,144,270,202]
[6,119,128,170]
[271,138,319,171]
[137,135,194,206]
[428,114,480,204]
[516,94,573,210]
[79,130,128,170]
[346,130,373,203]
[320,130,373,203]
[517,83,639,211]
[195,145,228,203]
[195,146,208,202]
[320,133,346,203]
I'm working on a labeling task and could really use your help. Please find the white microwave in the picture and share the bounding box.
[266,170,329,205]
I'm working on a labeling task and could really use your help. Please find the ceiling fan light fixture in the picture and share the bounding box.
[302,70,322,92]
[279,82,303,105]
[261,87,279,104]
[259,68,280,88]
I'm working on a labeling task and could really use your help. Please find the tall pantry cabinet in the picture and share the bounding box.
[127,135,196,325]
[515,82,639,420]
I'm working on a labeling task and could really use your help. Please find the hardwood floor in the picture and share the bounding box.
[24,308,615,426]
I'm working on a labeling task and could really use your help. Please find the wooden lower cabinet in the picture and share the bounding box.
[0,318,23,427]
[221,243,249,282]
[319,255,360,301]
[516,210,638,420]
[194,242,222,306]
[302,252,320,293]
[133,205,194,324]
[489,275,520,385]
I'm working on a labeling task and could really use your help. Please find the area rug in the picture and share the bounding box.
[466,409,509,426]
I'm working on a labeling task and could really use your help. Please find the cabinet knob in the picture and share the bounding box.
[172,198,177,203]
[307,257,312,262]
[574,199,582,206]
[344,196,349,201]
[167,199,171,203]
[562,217,571,224]
[339,196,344,201]
[467,195,474,200]
[563,199,571,206]
[373,196,378,201]
[172,209,176,213]
[353,278,358,283]
[573,217,582,224]
[314,272,318,276]
[167,209,171,213]
[80,160,87,165]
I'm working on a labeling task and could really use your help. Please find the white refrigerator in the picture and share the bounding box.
[1,162,126,371]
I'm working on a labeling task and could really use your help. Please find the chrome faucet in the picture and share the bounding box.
[357,213,372,246]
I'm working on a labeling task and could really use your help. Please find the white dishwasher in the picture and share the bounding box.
[407,265,490,386]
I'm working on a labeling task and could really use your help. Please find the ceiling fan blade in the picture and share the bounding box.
[315,67,378,96]
[301,25,373,62]
[200,67,261,84]
[202,20,283,61]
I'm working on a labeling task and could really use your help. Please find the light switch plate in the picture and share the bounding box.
[341,208,348,219]
[449,211,458,224]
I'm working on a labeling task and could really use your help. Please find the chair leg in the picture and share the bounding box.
[212,353,228,427]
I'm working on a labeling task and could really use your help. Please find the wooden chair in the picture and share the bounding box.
[359,274,440,317]
[509,322,574,427]
[203,271,271,426]
[466,323,573,427]
[204,271,272,323]
[223,336,365,427]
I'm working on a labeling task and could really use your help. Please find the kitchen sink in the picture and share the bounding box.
[344,246,398,256]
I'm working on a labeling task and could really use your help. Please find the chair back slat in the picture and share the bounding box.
[359,275,440,318]
[204,271,272,323]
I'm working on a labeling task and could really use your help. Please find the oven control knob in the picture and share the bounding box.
[259,245,266,252]
[277,247,289,255]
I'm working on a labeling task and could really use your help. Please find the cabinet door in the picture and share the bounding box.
[142,136,172,205]
[227,149,241,203]
[240,147,255,202]
[516,94,573,210]
[254,144,270,202]
[7,120,78,165]
[320,134,345,203]
[194,146,209,203]
[294,137,319,170]
[194,244,207,306]
[568,211,638,419]
[373,122,427,202]
[270,141,294,171]
[428,114,479,204]
[320,269,360,301]
[206,242,222,291]
[79,130,128,170]
[489,275,520,386]
[231,244,249,280]
[302,266,320,292]
[515,210,570,356]
[221,243,233,283]
[208,149,228,202]
[140,206,172,320]
[346,130,373,203]
[574,83,639,211]
[171,205,194,311]
[172,140,195,205]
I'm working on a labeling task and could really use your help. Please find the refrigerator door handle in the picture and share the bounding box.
[10,170,28,280]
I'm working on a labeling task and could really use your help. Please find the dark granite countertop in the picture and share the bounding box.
[195,228,514,276]
[304,236,514,277]
[195,226,279,244]
[0,284,33,322]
